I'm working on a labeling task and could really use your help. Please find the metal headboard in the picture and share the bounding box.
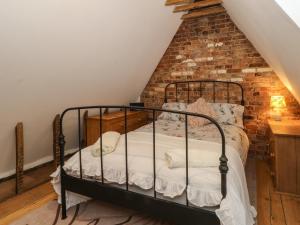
[164,80,245,106]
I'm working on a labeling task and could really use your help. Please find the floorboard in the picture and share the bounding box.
[257,159,271,225]
[0,162,55,202]
[0,192,56,225]
[0,182,54,221]
[270,193,286,225]
[282,195,300,225]
[256,159,300,225]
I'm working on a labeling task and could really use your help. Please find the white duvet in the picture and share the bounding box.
[51,131,256,225]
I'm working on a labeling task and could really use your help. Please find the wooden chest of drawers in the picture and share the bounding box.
[268,120,300,195]
[86,110,148,146]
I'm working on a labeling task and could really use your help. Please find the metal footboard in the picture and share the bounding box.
[59,105,228,224]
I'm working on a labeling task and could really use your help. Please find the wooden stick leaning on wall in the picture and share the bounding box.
[15,122,24,194]
[53,114,60,168]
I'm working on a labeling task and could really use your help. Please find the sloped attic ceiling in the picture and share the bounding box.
[223,0,300,102]
[0,0,182,176]
[274,0,300,28]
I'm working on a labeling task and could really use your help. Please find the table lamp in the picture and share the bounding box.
[270,96,286,121]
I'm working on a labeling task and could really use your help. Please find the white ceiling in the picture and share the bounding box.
[274,0,300,28]
[223,0,300,102]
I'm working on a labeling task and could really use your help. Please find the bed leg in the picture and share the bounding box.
[59,131,67,219]
[61,187,67,219]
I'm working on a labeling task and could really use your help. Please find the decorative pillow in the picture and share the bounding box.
[209,103,244,129]
[187,98,216,127]
[158,102,187,121]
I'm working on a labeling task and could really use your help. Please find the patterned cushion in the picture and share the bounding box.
[158,102,187,121]
[187,98,216,127]
[209,103,244,129]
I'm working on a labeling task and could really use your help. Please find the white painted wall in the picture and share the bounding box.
[0,0,182,177]
[223,0,300,102]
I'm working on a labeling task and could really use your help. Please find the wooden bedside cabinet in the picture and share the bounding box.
[268,119,300,195]
[86,110,148,146]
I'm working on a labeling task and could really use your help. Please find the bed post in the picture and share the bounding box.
[164,91,168,103]
[219,144,228,199]
[213,118,228,200]
[59,125,67,219]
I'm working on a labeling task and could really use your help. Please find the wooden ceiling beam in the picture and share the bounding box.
[174,0,222,12]
[165,0,192,6]
[181,6,225,20]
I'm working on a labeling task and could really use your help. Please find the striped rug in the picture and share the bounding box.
[10,200,172,225]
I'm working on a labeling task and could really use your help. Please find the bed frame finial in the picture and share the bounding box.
[219,155,229,198]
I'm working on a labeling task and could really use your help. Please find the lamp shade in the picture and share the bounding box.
[270,96,286,108]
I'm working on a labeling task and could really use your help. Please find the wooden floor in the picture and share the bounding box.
[0,182,56,224]
[0,159,299,225]
[257,160,300,225]
[0,162,55,202]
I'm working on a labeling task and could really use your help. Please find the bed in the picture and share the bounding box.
[52,80,256,225]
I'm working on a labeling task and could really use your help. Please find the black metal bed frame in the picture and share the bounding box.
[59,80,244,225]
[164,79,244,105]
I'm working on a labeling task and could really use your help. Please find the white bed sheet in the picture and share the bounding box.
[51,126,256,225]
[137,120,250,164]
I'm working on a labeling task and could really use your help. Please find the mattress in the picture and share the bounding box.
[51,120,256,225]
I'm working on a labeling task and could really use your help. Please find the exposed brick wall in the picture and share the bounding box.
[141,12,300,154]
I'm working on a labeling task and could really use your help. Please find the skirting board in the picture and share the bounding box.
[0,148,78,180]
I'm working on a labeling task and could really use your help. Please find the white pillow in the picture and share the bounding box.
[158,102,187,121]
[209,103,244,129]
